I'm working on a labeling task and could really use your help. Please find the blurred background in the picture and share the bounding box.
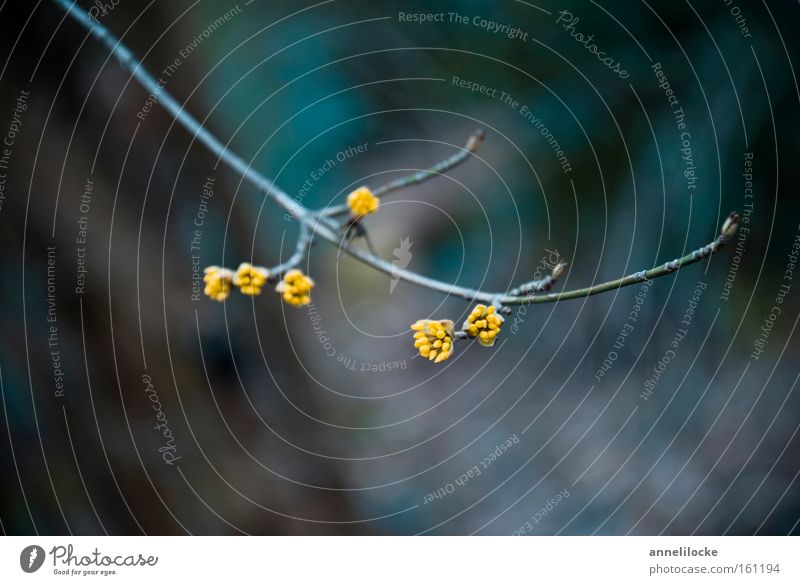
[0,0,798,535]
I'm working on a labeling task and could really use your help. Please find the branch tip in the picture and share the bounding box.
[551,261,568,281]
[467,129,485,152]
[720,211,740,240]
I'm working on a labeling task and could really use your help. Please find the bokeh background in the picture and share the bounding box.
[0,0,798,535]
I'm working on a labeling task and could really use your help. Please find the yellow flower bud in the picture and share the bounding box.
[346,186,380,217]
[203,266,234,302]
[276,269,314,307]
[234,262,270,296]
[410,319,455,363]
[463,304,504,347]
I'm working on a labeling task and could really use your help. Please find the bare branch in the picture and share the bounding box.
[52,0,307,221]
[498,214,739,306]
[509,262,568,296]
[54,0,737,312]
[325,214,738,306]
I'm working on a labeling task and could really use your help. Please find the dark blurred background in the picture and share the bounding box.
[0,0,798,535]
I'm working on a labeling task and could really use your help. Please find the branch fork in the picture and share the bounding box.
[54,0,740,364]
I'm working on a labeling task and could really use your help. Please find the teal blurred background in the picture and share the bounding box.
[0,0,798,534]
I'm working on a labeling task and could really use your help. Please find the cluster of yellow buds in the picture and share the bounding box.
[203,266,234,302]
[463,304,504,347]
[410,304,505,364]
[203,264,314,307]
[346,186,380,217]
[234,263,269,296]
[411,319,455,363]
[276,269,315,307]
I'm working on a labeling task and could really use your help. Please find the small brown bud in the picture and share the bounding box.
[467,129,485,152]
[720,212,740,240]
[552,261,568,281]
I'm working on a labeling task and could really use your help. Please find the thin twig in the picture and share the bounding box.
[324,216,738,306]
[374,129,485,197]
[498,221,738,306]
[508,262,568,296]
[321,129,485,216]
[268,224,312,280]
